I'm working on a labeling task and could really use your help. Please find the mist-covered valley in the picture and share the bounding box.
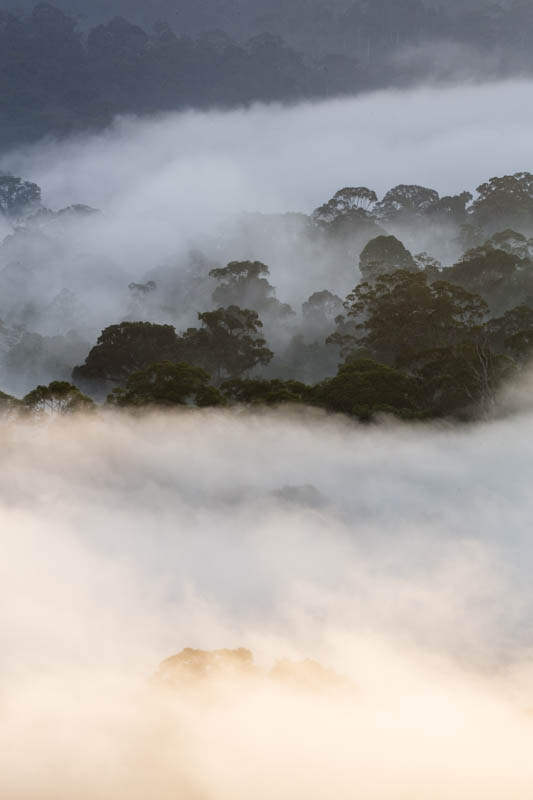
[2,79,533,430]
[3,28,533,799]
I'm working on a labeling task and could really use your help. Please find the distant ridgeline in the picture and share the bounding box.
[3,170,533,423]
[1,1,533,148]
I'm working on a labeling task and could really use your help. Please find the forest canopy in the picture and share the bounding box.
[3,168,533,423]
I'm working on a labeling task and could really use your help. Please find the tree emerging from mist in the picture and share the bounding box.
[4,166,533,422]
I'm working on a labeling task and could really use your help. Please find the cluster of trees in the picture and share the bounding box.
[4,170,533,423]
[0,3,363,148]
[0,379,93,419]
[311,177,533,239]
[2,2,533,149]
[61,247,531,421]
[155,646,348,693]
[3,258,530,423]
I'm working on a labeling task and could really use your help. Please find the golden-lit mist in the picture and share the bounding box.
[2,409,533,798]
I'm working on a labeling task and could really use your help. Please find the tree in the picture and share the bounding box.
[426,192,472,224]
[221,377,313,406]
[72,321,180,388]
[108,361,224,408]
[359,235,417,282]
[127,281,157,320]
[484,229,533,260]
[176,306,273,381]
[5,330,91,393]
[504,328,533,361]
[23,380,93,415]
[0,174,42,218]
[209,261,293,318]
[302,290,344,338]
[316,358,421,420]
[374,184,439,219]
[303,290,344,321]
[342,269,488,366]
[484,304,533,362]
[312,186,378,223]
[443,246,533,315]
[156,647,256,686]
[0,389,21,419]
[470,172,533,232]
[408,344,513,417]
[484,304,533,356]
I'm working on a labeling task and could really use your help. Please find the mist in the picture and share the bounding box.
[2,408,533,798]
[4,79,533,226]
[4,7,533,793]
[2,80,533,394]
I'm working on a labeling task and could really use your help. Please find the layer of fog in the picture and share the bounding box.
[2,79,533,394]
[2,79,533,284]
[2,408,533,798]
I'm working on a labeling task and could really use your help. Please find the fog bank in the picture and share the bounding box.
[2,80,533,269]
[4,80,533,206]
[2,409,533,797]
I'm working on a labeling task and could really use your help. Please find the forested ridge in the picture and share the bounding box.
[3,169,533,422]
[1,2,533,149]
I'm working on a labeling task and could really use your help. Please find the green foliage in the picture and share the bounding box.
[210,261,269,284]
[177,306,274,381]
[0,173,42,217]
[343,269,488,366]
[221,377,313,406]
[303,290,343,320]
[485,305,533,357]
[374,184,440,219]
[359,235,417,283]
[72,321,179,387]
[470,172,533,232]
[312,186,377,224]
[23,381,94,415]
[209,260,272,308]
[316,358,421,419]
[108,361,224,408]
[302,290,344,341]
[443,246,533,315]
[426,192,472,224]
[504,329,533,361]
[209,261,293,318]
[486,229,533,260]
[408,344,514,417]
[0,389,21,419]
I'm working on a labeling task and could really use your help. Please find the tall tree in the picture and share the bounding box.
[108,360,224,407]
[342,269,488,365]
[23,380,93,415]
[0,174,41,218]
[177,306,274,381]
[72,321,180,387]
[359,235,417,283]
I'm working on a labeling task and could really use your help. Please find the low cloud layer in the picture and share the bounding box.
[2,79,533,272]
[2,409,533,797]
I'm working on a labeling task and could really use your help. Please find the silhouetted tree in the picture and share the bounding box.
[176,306,274,381]
[108,360,224,407]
